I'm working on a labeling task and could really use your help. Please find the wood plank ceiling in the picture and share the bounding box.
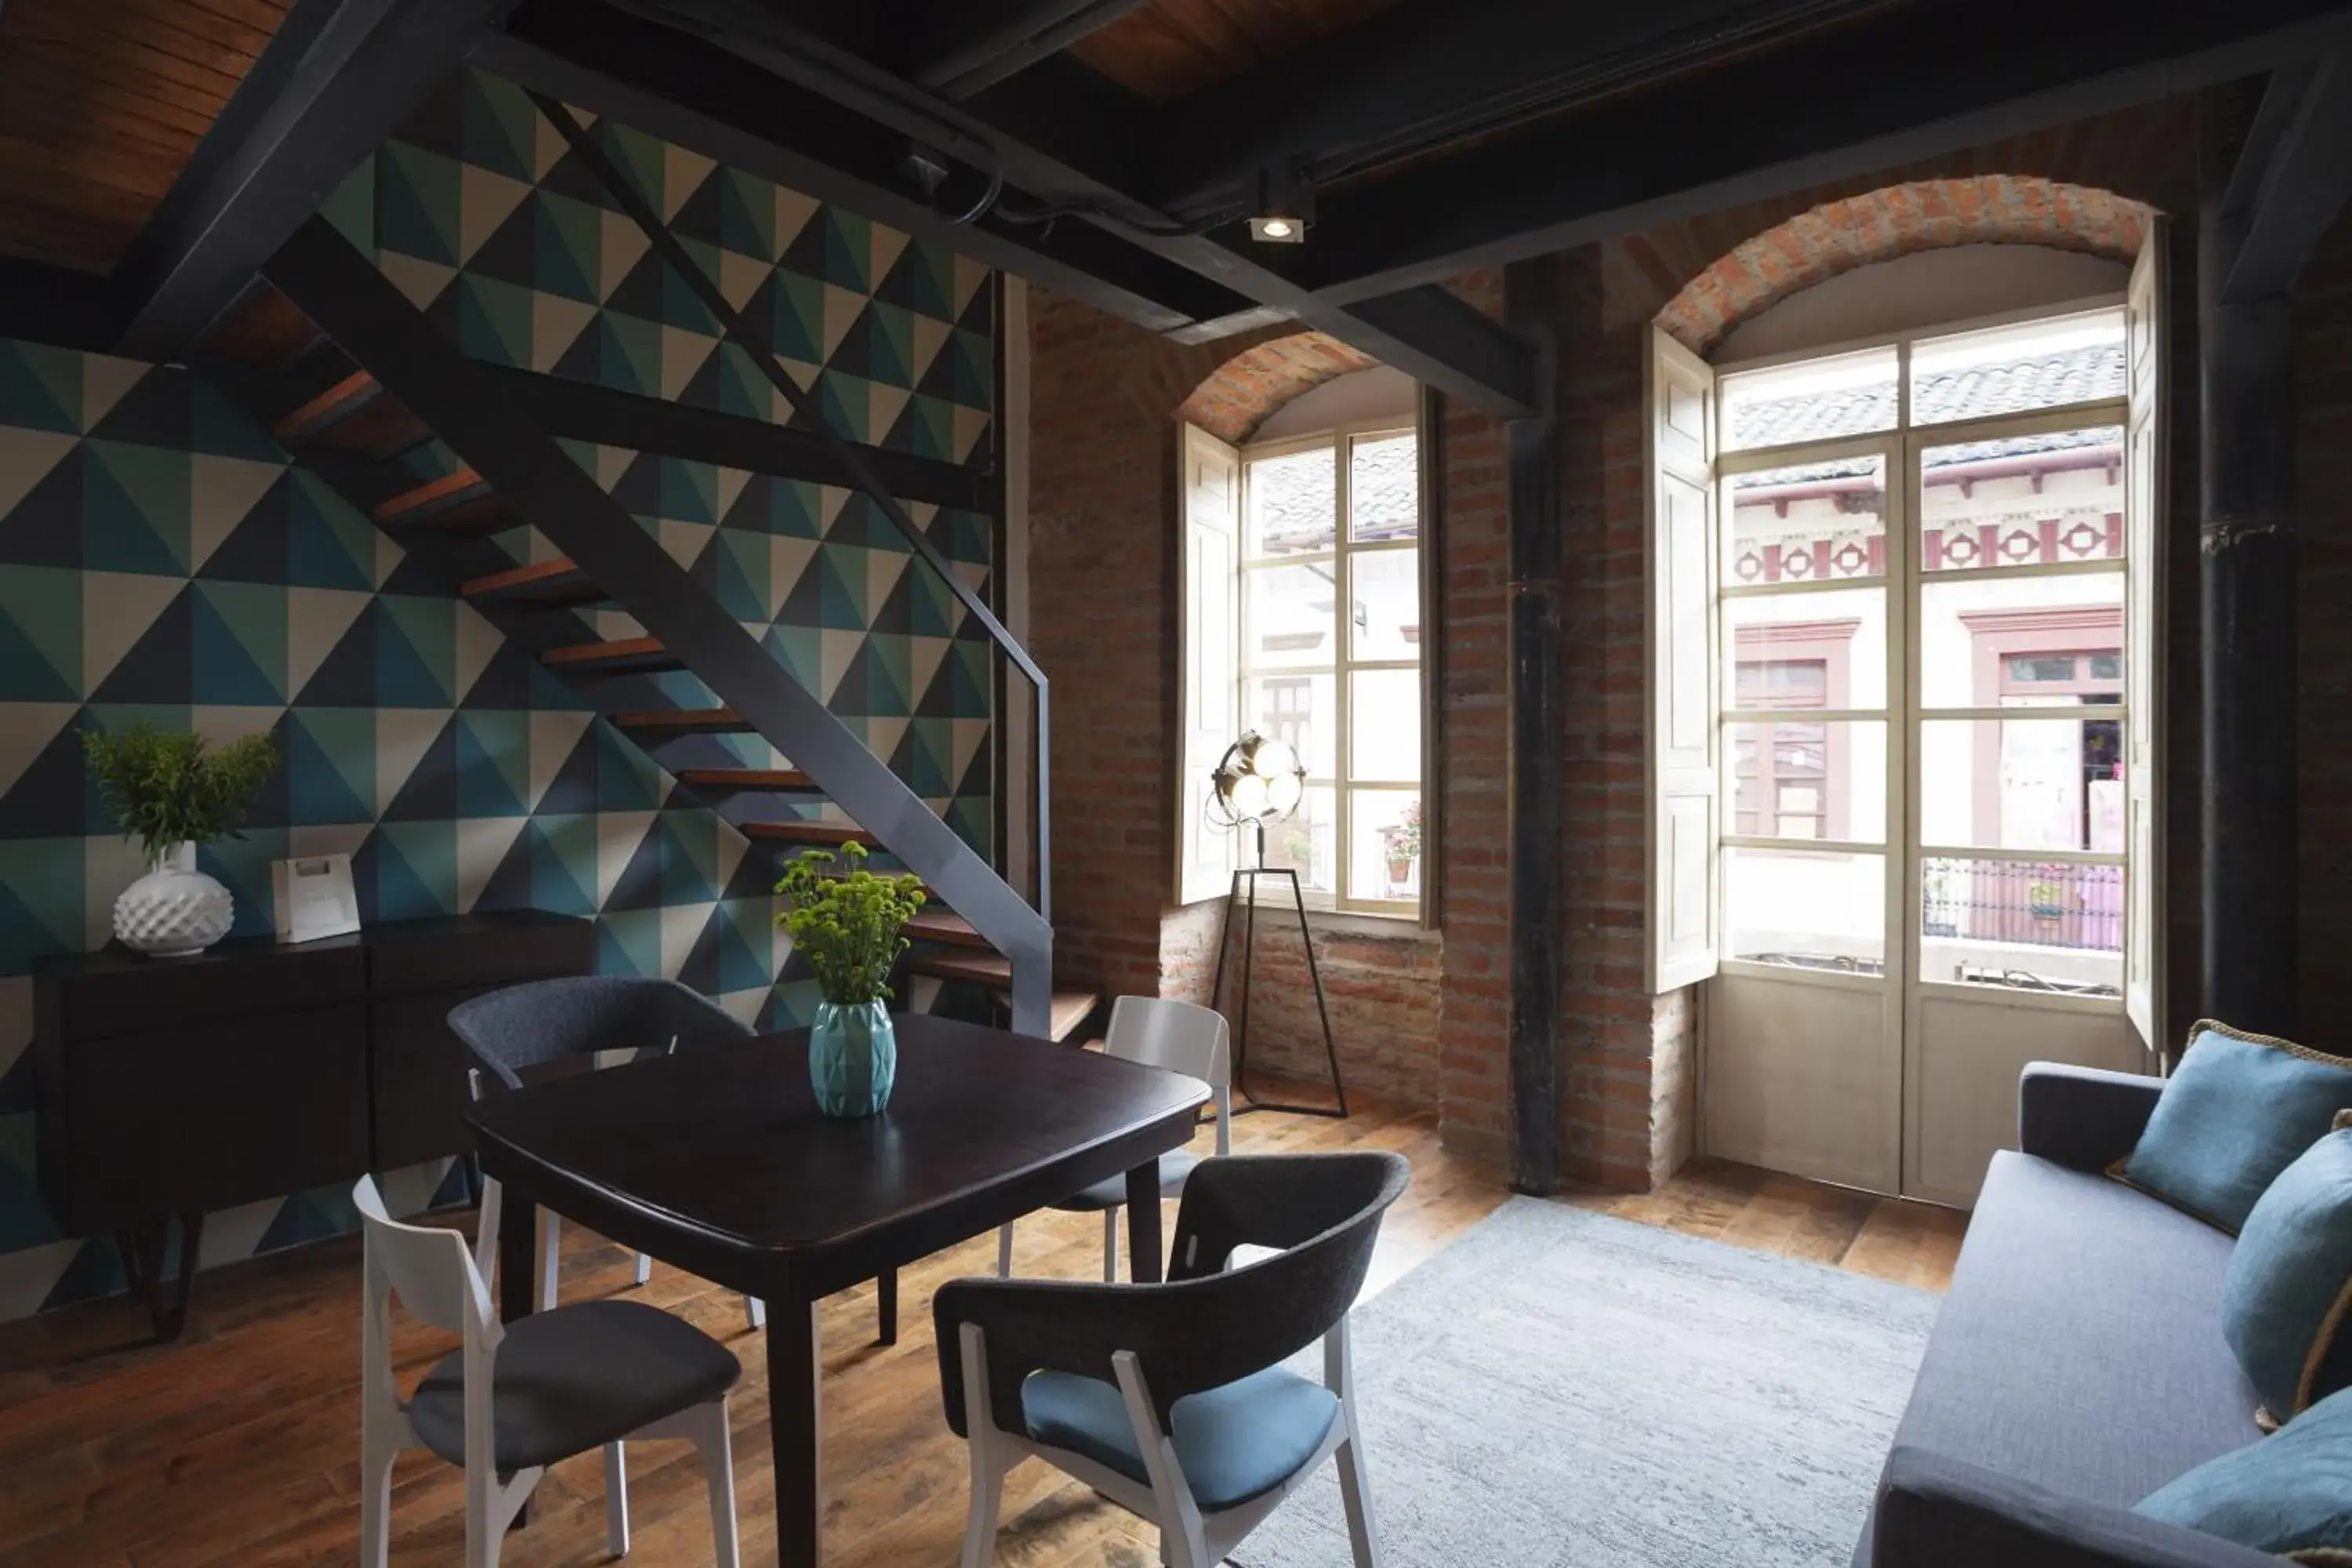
[0,0,296,273]
[1069,0,1408,102]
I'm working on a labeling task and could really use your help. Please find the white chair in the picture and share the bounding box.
[354,1176,742,1568]
[942,1151,1408,1568]
[997,996,1232,1283]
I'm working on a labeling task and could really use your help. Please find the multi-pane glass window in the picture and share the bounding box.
[1239,423,1423,912]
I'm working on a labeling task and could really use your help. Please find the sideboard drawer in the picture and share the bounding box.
[368,913,593,997]
[56,942,365,1040]
[56,1004,369,1232]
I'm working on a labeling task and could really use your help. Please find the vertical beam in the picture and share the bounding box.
[1506,258,1563,1195]
[2199,96,2301,1034]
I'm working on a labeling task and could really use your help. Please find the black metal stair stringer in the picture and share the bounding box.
[262,217,1054,1036]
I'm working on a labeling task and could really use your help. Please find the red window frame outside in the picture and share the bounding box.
[1731,618,1859,840]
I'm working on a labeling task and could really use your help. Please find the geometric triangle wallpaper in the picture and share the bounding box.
[0,324,982,1321]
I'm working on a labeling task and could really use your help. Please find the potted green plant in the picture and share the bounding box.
[774,841,927,1116]
[82,723,280,956]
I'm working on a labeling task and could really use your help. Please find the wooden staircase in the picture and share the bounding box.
[195,232,1091,1042]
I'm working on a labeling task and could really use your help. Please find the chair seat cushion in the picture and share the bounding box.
[1054,1150,1200,1211]
[408,1299,740,1472]
[1020,1364,1338,1511]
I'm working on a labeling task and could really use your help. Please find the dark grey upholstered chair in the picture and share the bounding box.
[355,1174,742,1568]
[451,975,897,1343]
[937,1150,1409,1568]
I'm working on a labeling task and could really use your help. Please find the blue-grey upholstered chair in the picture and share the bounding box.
[449,977,771,1327]
[938,1150,1407,1568]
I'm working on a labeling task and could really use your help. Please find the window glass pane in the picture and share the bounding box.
[1245,445,1336,557]
[1910,308,2125,426]
[1725,587,1886,710]
[1348,789,1422,902]
[1262,784,1336,896]
[1918,574,2123,708]
[1721,347,1897,452]
[1349,432,1418,542]
[1727,720,1886,843]
[1242,563,1337,668]
[1350,548,1421,659]
[1726,452,1885,584]
[1922,855,2122,996]
[1350,670,1421,782]
[1244,673,1334,778]
[1918,718,2125,852]
[1920,424,2124,571]
[1726,846,1884,973]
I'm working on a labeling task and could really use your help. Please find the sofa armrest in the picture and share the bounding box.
[1872,1447,2275,1568]
[2017,1062,2163,1172]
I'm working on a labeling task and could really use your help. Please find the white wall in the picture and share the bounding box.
[1718,245,2129,363]
[1252,366,1417,441]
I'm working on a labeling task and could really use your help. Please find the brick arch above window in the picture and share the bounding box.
[1654,176,2156,355]
[1174,330,1381,443]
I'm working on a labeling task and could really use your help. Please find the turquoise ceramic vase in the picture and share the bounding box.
[810,1000,895,1117]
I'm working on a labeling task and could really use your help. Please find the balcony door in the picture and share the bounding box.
[1652,239,2166,1206]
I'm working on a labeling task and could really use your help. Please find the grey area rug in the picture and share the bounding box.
[1232,1197,1938,1568]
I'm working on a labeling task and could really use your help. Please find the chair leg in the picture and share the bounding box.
[1336,1415,1383,1568]
[604,1440,630,1558]
[358,1427,396,1568]
[745,1294,766,1330]
[960,1426,1004,1568]
[464,1468,504,1568]
[633,1251,653,1287]
[996,1221,1014,1278]
[537,1210,560,1312]
[1102,1208,1120,1283]
[695,1401,741,1568]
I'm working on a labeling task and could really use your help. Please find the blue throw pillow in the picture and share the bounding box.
[2118,1021,2352,1234]
[2225,1120,2352,1425]
[2136,1383,2352,1561]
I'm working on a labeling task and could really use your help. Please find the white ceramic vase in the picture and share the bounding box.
[113,842,234,957]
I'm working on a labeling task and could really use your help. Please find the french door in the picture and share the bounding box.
[1655,240,2165,1206]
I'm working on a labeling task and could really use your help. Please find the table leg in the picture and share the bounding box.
[768,1298,822,1568]
[875,1268,897,1345]
[1125,1163,1163,1283]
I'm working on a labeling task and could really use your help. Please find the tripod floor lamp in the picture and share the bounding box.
[1204,731,1348,1119]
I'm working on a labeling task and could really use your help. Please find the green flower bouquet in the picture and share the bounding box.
[775,841,926,1115]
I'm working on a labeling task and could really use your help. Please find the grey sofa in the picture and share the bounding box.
[1857,1062,2278,1568]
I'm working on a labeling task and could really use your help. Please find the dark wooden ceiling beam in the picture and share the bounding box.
[2222,54,2352,302]
[1127,0,1894,218]
[113,0,515,362]
[481,7,1251,335]
[1290,0,2352,308]
[902,0,1154,99]
[593,0,1537,416]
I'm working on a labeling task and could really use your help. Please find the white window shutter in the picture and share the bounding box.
[1177,423,1242,906]
[1646,326,1721,992]
[2124,223,2168,1055]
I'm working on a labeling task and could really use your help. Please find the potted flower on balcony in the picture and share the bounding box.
[774,841,927,1117]
[83,723,280,956]
[1384,800,1424,887]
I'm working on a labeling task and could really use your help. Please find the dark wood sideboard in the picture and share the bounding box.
[33,911,593,1338]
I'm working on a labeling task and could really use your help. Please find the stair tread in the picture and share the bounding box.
[677,768,816,790]
[1045,993,1100,1043]
[274,369,379,441]
[542,637,678,671]
[613,708,751,734]
[461,557,604,608]
[374,470,491,524]
[740,821,879,847]
[902,911,989,948]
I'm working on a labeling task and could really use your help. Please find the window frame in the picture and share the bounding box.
[1236,416,1426,916]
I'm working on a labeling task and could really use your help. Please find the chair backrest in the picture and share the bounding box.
[448,975,752,1091]
[936,1150,1408,1434]
[1105,995,1232,1155]
[354,1174,490,1338]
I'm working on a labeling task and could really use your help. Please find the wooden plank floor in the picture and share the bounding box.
[0,1095,1965,1567]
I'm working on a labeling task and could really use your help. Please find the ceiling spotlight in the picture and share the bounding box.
[1247,163,1314,245]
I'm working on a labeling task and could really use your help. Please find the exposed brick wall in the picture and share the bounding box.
[1175,332,1380,442]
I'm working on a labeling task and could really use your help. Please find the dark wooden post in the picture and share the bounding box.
[2199,97,2301,1035]
[1505,256,1563,1195]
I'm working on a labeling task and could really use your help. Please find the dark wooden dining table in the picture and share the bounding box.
[467,1011,1211,1568]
